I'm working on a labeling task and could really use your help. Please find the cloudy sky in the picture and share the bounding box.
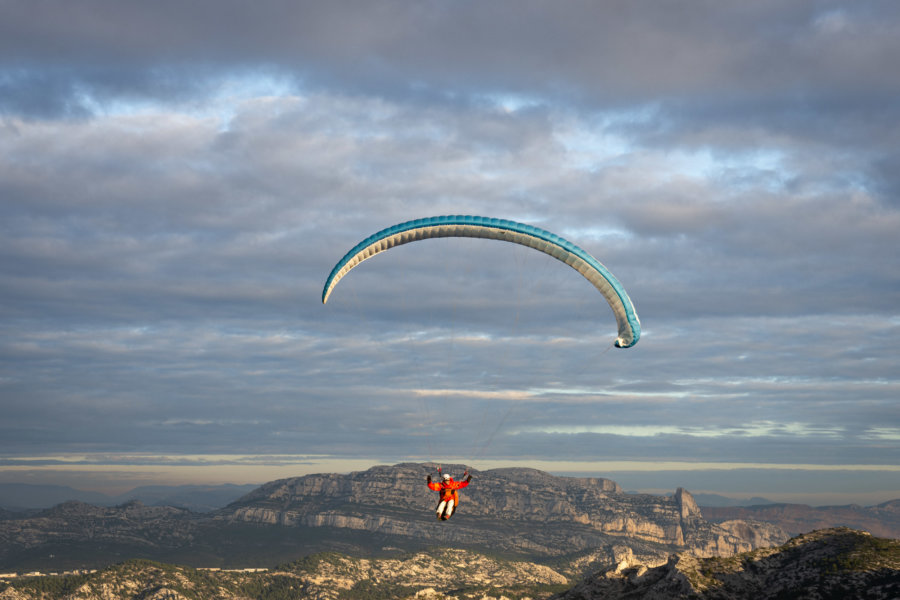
[1,1,898,505]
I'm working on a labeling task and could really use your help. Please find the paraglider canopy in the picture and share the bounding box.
[322,215,640,348]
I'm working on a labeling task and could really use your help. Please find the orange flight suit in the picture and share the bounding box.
[428,476,470,507]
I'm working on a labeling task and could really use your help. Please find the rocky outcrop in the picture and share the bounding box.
[555,527,900,599]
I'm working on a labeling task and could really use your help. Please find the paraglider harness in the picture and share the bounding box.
[427,467,472,521]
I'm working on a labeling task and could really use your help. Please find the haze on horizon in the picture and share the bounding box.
[1,1,898,508]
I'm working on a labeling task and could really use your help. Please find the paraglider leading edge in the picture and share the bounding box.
[321,215,640,348]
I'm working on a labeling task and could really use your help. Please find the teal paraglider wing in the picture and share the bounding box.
[322,215,640,348]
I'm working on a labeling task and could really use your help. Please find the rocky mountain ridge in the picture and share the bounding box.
[0,464,788,572]
[219,464,787,559]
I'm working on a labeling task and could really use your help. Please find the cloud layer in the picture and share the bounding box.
[1,1,898,501]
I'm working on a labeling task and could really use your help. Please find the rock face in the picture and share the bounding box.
[555,527,900,600]
[219,464,787,560]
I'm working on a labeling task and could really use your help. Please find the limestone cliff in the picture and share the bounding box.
[218,464,787,560]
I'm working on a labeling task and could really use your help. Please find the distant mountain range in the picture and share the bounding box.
[0,463,897,579]
[701,499,900,539]
[690,492,776,507]
[0,483,258,513]
[0,464,789,573]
